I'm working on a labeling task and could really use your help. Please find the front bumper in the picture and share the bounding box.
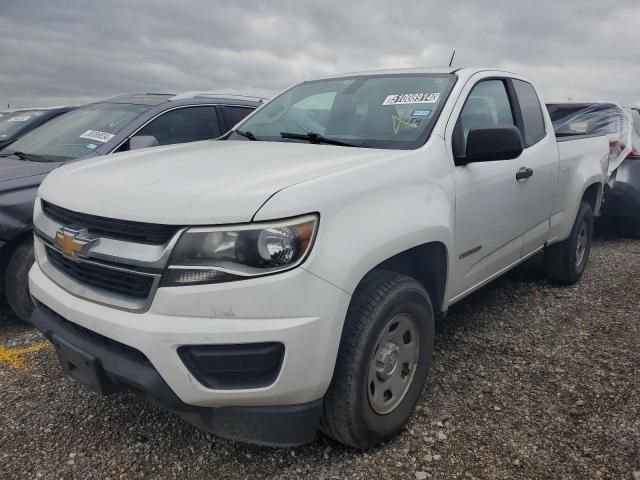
[30,304,323,446]
[29,262,350,407]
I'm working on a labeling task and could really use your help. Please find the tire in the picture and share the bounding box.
[616,217,640,239]
[544,201,593,284]
[321,270,435,449]
[5,239,35,322]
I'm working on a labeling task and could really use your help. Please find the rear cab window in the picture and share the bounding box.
[512,80,546,146]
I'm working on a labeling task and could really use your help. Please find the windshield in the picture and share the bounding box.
[229,74,455,149]
[1,102,151,160]
[0,110,47,139]
[547,103,624,137]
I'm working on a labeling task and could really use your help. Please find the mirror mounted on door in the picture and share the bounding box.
[465,125,523,163]
[129,135,159,150]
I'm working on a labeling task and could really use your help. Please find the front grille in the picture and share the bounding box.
[42,200,184,245]
[46,247,154,299]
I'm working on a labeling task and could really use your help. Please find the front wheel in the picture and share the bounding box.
[321,270,434,449]
[5,239,35,322]
[544,201,594,284]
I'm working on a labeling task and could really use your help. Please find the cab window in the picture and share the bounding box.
[136,106,221,146]
[512,79,546,146]
[220,106,255,130]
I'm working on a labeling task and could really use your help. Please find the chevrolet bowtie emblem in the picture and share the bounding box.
[54,226,100,258]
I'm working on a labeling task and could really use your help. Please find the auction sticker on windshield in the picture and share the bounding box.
[79,130,116,143]
[7,116,32,122]
[383,93,440,106]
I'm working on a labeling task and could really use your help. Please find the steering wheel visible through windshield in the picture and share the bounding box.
[229,74,455,150]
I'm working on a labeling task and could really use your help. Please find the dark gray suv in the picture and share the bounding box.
[0,92,262,321]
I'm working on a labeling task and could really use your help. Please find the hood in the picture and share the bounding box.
[39,140,398,225]
[0,156,60,183]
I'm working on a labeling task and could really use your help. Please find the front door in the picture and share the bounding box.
[448,78,524,299]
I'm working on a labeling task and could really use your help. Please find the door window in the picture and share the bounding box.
[453,79,515,159]
[221,106,255,130]
[136,106,221,146]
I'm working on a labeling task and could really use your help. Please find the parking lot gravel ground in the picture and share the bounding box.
[0,232,638,479]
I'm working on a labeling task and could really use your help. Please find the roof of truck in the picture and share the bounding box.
[309,66,523,82]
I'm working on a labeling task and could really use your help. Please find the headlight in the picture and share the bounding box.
[162,214,318,286]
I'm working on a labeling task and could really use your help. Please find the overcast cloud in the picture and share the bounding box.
[1,0,639,108]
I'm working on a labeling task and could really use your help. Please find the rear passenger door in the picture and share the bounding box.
[135,106,221,146]
[510,79,558,257]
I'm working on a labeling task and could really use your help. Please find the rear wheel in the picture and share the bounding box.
[5,239,35,322]
[321,270,434,449]
[544,201,593,284]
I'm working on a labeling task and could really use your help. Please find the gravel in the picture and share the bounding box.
[0,232,638,479]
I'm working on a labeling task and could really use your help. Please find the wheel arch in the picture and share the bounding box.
[352,241,449,318]
[581,182,602,215]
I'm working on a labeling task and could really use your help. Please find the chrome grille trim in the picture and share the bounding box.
[34,199,186,270]
[32,198,185,312]
[34,237,162,313]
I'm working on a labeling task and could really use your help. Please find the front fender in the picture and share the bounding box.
[254,138,456,297]
[0,174,48,244]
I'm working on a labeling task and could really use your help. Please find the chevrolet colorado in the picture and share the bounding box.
[28,68,608,448]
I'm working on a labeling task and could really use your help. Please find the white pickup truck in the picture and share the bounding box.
[29,67,609,448]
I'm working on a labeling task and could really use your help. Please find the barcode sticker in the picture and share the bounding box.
[383,93,440,106]
[79,130,115,143]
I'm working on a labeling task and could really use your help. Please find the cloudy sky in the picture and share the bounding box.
[1,0,639,108]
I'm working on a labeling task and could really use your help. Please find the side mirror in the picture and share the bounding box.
[129,135,159,150]
[465,125,523,163]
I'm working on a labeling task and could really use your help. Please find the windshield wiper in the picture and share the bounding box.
[234,129,260,141]
[280,131,358,147]
[0,151,48,162]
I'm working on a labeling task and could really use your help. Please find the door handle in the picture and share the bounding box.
[516,167,534,180]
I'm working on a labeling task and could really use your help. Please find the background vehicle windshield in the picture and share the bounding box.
[547,103,624,137]
[231,74,455,149]
[2,102,150,160]
[0,110,47,139]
